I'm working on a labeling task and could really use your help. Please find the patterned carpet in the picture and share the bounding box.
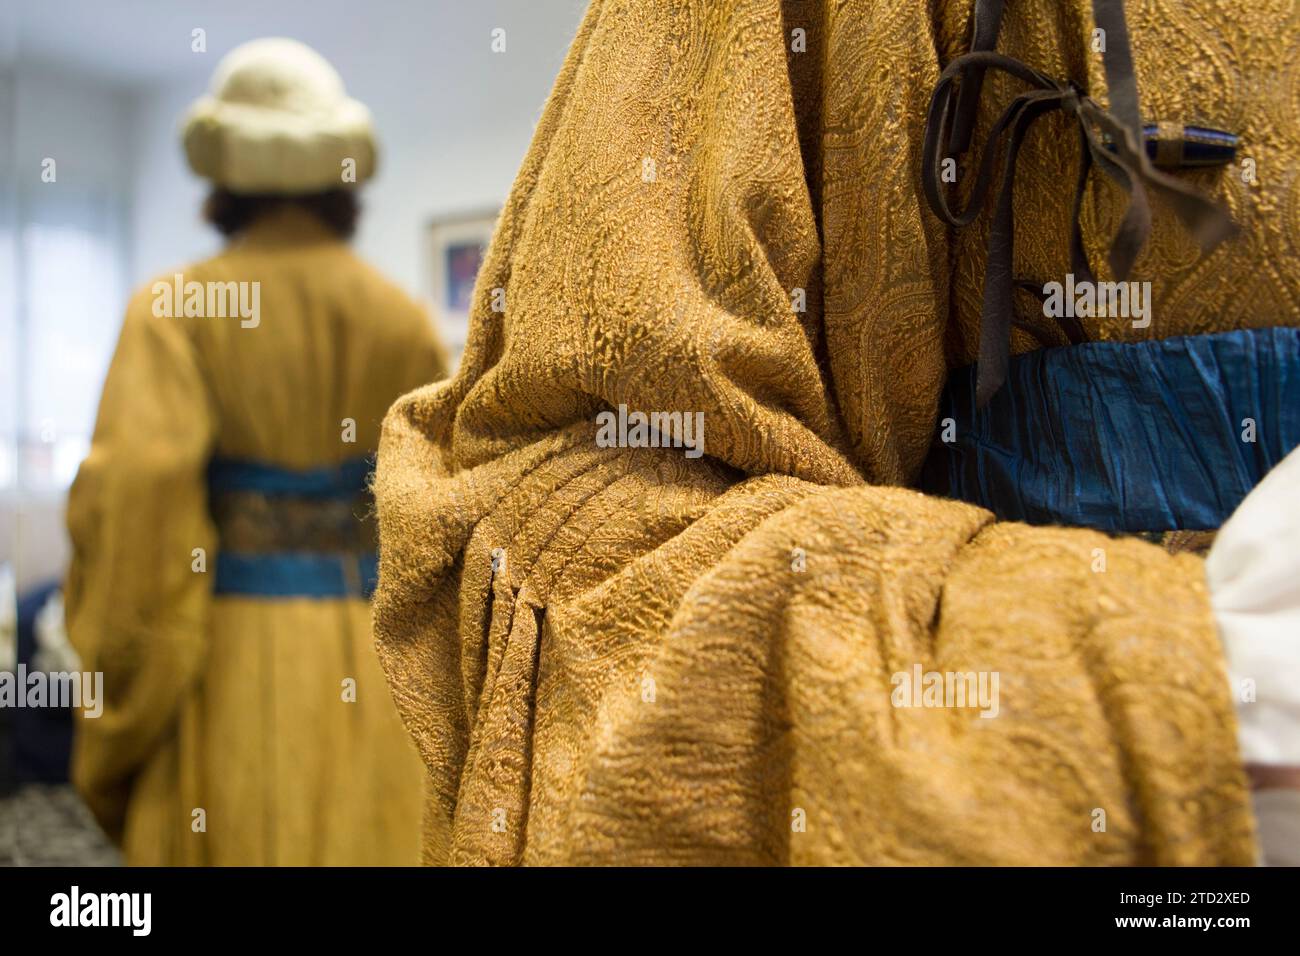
[0,783,121,866]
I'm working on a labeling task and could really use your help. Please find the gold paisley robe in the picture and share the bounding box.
[373,0,1298,864]
[67,208,447,865]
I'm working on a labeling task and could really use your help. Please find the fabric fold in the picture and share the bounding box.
[372,0,1293,865]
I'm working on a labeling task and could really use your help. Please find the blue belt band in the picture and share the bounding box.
[207,456,372,499]
[207,455,377,599]
[920,327,1300,532]
[213,552,379,600]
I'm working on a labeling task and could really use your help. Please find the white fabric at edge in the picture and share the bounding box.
[1206,444,1300,766]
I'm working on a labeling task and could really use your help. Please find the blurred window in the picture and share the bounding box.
[5,192,125,492]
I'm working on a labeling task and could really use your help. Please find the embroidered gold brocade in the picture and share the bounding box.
[372,0,1277,866]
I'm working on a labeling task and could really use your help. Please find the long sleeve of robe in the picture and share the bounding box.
[67,209,449,864]
[64,288,218,843]
[372,0,1296,864]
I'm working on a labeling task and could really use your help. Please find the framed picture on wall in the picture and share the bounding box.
[424,210,499,360]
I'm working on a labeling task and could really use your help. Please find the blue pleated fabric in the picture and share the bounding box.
[207,455,377,598]
[921,327,1300,532]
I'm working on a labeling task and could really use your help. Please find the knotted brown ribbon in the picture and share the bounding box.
[922,0,1238,407]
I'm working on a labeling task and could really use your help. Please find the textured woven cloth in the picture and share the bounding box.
[373,0,1296,864]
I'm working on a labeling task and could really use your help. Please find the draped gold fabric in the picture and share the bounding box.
[373,0,1295,864]
[67,208,447,864]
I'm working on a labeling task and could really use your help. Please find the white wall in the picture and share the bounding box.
[128,78,217,287]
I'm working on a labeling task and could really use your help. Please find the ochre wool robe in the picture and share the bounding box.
[67,208,447,865]
[373,0,1298,864]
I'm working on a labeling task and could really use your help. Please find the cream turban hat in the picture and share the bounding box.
[182,38,377,194]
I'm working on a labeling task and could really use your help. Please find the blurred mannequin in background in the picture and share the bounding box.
[66,38,446,865]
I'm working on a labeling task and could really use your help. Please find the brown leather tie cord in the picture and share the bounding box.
[922,0,1239,408]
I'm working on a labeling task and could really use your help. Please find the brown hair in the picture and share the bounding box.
[202,188,360,239]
